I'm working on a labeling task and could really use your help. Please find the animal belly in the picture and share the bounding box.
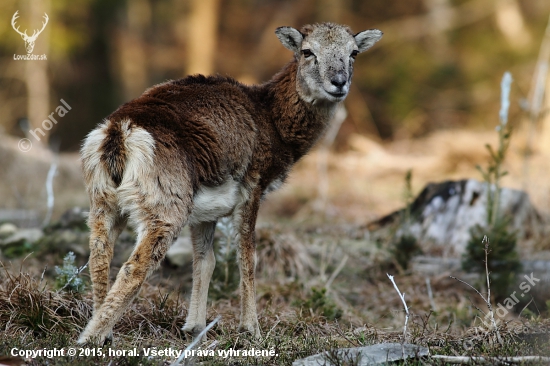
[189,179,239,225]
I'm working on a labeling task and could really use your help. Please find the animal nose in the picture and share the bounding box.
[331,73,347,88]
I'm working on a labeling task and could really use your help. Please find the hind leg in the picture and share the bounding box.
[78,217,183,344]
[79,119,193,344]
[182,221,217,341]
[88,206,127,311]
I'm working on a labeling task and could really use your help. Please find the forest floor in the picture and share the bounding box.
[0,217,549,365]
[1,128,550,365]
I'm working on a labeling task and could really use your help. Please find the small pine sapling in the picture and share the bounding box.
[299,287,343,320]
[464,72,521,301]
[463,221,521,303]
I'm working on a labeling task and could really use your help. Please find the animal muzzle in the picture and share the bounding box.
[330,72,347,88]
[325,71,349,98]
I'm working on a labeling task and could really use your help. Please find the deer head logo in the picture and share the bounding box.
[11,11,49,54]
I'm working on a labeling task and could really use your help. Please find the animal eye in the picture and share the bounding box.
[351,50,359,59]
[301,49,313,58]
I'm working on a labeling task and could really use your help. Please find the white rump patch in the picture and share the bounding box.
[119,120,156,184]
[81,121,108,173]
[81,122,112,195]
[116,121,156,220]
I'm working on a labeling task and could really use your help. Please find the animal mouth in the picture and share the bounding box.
[326,91,346,98]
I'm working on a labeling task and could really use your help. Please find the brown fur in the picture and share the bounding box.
[78,22,382,344]
[105,61,327,191]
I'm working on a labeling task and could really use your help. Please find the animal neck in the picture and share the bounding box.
[265,59,338,157]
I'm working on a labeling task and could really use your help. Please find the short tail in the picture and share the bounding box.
[81,119,155,194]
[99,120,127,186]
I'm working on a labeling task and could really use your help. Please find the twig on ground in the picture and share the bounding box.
[262,316,280,346]
[431,355,550,364]
[518,298,534,319]
[451,236,502,344]
[171,315,221,366]
[482,236,501,343]
[40,266,47,285]
[425,277,437,311]
[326,254,348,291]
[387,273,409,352]
[449,276,486,302]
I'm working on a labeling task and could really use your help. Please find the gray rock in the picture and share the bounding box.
[0,223,17,239]
[368,179,544,256]
[0,209,40,227]
[292,343,429,366]
[45,229,89,256]
[166,236,193,266]
[0,228,44,247]
[58,207,89,229]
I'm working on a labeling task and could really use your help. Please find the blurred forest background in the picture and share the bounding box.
[1,0,550,223]
[0,0,549,150]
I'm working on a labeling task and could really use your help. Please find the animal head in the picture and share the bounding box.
[11,11,49,54]
[275,23,382,104]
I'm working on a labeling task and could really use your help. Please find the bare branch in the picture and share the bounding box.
[171,315,221,366]
[387,273,410,354]
[449,275,485,299]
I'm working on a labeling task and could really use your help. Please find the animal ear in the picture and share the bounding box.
[354,29,383,53]
[275,26,303,53]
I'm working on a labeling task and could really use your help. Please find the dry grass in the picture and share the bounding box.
[0,262,89,335]
[256,225,315,282]
[0,236,548,366]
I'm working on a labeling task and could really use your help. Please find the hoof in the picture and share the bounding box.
[77,330,113,346]
[103,333,113,346]
[238,323,261,339]
[182,324,207,342]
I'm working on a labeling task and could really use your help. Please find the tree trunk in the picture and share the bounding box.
[24,0,50,146]
[115,0,150,101]
[537,16,550,156]
[538,73,550,155]
[494,0,532,50]
[186,0,221,76]
[423,0,453,61]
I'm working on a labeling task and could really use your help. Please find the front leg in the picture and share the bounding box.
[234,187,262,338]
[182,221,217,341]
